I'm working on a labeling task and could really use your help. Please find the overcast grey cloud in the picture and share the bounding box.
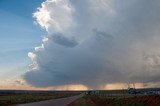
[24,0,160,89]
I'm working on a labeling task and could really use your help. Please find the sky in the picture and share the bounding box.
[0,0,46,89]
[1,0,160,90]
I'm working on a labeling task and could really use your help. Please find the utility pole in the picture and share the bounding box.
[133,83,136,96]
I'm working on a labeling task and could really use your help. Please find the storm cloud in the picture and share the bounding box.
[24,0,160,89]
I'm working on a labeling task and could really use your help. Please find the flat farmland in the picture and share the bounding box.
[0,90,82,106]
[68,95,160,106]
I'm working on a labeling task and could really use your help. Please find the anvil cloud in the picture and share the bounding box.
[24,0,160,89]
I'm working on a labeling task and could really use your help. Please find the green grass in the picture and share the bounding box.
[70,95,95,106]
[0,92,80,105]
[99,90,128,94]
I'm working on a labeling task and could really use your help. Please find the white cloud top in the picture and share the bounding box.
[24,0,160,89]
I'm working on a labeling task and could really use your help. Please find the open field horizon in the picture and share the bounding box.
[1,0,160,105]
[0,88,160,106]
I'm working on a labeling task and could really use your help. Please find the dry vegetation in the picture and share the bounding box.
[68,95,160,106]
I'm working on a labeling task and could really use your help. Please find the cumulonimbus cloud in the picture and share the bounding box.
[23,0,160,89]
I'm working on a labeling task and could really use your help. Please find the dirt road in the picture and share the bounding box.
[16,93,84,106]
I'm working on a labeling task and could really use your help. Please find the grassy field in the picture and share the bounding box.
[68,95,160,106]
[98,90,128,94]
[0,91,81,105]
[1,89,160,106]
